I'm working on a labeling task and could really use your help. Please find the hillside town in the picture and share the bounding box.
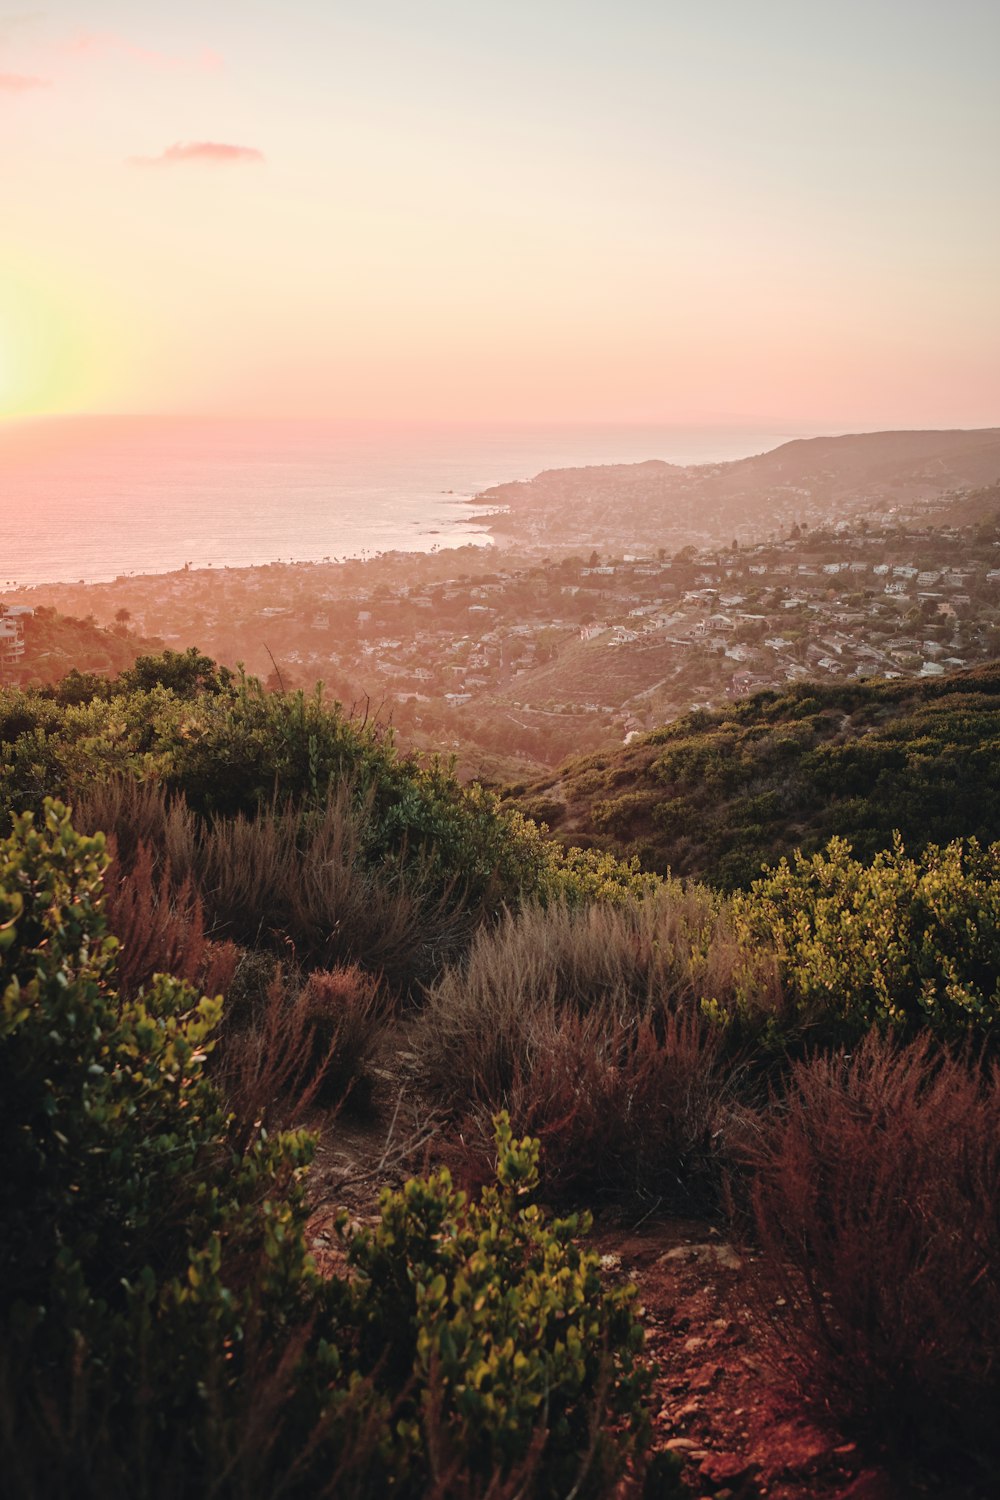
[6,495,1000,777]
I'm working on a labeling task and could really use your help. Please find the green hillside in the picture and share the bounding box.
[0,605,162,688]
[504,661,1000,889]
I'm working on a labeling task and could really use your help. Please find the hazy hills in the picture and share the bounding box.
[476,427,1000,552]
[503,661,1000,889]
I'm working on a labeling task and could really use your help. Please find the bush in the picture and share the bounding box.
[421,886,773,1099]
[333,1113,659,1498]
[214,962,386,1149]
[101,836,238,1000]
[0,801,331,1496]
[74,778,473,994]
[499,1005,728,1206]
[742,1032,1000,1466]
[419,887,770,1203]
[735,834,1000,1039]
[0,803,658,1497]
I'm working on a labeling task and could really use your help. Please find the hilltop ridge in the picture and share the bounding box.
[474,427,1000,553]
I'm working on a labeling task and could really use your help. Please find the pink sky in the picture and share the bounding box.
[1,2,998,427]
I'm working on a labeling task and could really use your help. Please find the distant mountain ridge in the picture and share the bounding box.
[475,428,1000,551]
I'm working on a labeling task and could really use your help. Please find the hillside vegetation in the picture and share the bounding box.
[0,605,161,688]
[4,649,1000,1495]
[506,661,1000,889]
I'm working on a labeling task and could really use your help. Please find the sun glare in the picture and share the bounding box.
[0,272,92,418]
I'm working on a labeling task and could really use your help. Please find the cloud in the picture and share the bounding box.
[130,141,265,168]
[0,71,48,91]
[65,31,222,72]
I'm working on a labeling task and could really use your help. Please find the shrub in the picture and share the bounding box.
[74,778,472,994]
[742,1032,1000,1466]
[0,800,332,1496]
[421,886,773,1103]
[735,834,1000,1039]
[101,837,238,1000]
[419,887,768,1203]
[333,1113,660,1498]
[499,1005,728,1206]
[1,803,659,1497]
[215,963,386,1149]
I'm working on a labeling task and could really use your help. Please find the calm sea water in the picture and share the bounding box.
[0,416,817,587]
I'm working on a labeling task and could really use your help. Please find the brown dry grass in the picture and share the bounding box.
[75,778,472,993]
[215,964,386,1150]
[418,888,770,1204]
[741,1031,1000,1464]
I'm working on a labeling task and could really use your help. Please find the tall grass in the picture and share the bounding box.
[102,838,238,1000]
[74,778,474,993]
[419,887,773,1203]
[215,964,386,1150]
[742,1032,1000,1464]
[420,887,776,1100]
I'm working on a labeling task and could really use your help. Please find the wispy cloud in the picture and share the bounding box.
[0,71,48,91]
[65,31,222,73]
[130,141,265,168]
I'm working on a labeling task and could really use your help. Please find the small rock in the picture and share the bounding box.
[713,1244,743,1271]
[690,1364,724,1393]
[699,1451,761,1490]
[771,1422,836,1476]
[599,1253,621,1271]
[684,1335,706,1353]
[659,1242,743,1271]
[664,1437,701,1452]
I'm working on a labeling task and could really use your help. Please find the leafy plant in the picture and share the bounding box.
[334,1112,658,1497]
[735,833,1000,1038]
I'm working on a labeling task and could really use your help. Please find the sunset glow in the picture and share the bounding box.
[2,1,998,427]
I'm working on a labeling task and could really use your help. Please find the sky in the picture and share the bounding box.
[2,1,998,427]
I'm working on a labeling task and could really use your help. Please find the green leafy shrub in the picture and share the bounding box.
[735,834,1000,1038]
[333,1113,657,1497]
[0,801,332,1496]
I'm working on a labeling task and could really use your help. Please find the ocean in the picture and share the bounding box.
[0,416,819,588]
